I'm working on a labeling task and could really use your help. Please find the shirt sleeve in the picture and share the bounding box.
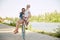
[19,12,22,18]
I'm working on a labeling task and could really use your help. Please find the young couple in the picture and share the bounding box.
[14,5,31,34]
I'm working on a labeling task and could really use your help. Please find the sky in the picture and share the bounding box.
[0,0,60,17]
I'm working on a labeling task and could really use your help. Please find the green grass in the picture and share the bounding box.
[30,28,60,38]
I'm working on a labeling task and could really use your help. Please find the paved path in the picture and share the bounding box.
[0,24,60,40]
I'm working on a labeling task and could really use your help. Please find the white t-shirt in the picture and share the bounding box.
[24,9,29,17]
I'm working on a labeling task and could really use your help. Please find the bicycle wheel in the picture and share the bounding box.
[22,24,25,40]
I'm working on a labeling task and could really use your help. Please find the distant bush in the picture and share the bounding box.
[29,15,44,22]
[0,17,4,23]
[2,17,19,26]
[29,11,60,22]
[44,11,60,22]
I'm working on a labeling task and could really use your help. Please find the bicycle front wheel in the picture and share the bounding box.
[22,24,25,40]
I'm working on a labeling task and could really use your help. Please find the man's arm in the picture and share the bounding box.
[28,11,31,18]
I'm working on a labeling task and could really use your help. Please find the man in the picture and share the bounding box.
[23,4,31,27]
[14,5,31,34]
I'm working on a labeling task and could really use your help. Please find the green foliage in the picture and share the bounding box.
[2,17,19,26]
[29,11,60,22]
[9,22,16,26]
[54,26,60,38]
[29,15,44,22]
[0,17,4,23]
[44,11,60,22]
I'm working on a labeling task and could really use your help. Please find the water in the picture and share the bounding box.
[30,22,60,32]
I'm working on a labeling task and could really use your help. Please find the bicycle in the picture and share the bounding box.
[22,17,29,40]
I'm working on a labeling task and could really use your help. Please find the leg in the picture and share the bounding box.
[23,17,29,30]
[25,20,29,30]
[23,17,29,26]
[25,20,29,26]
[14,19,24,34]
